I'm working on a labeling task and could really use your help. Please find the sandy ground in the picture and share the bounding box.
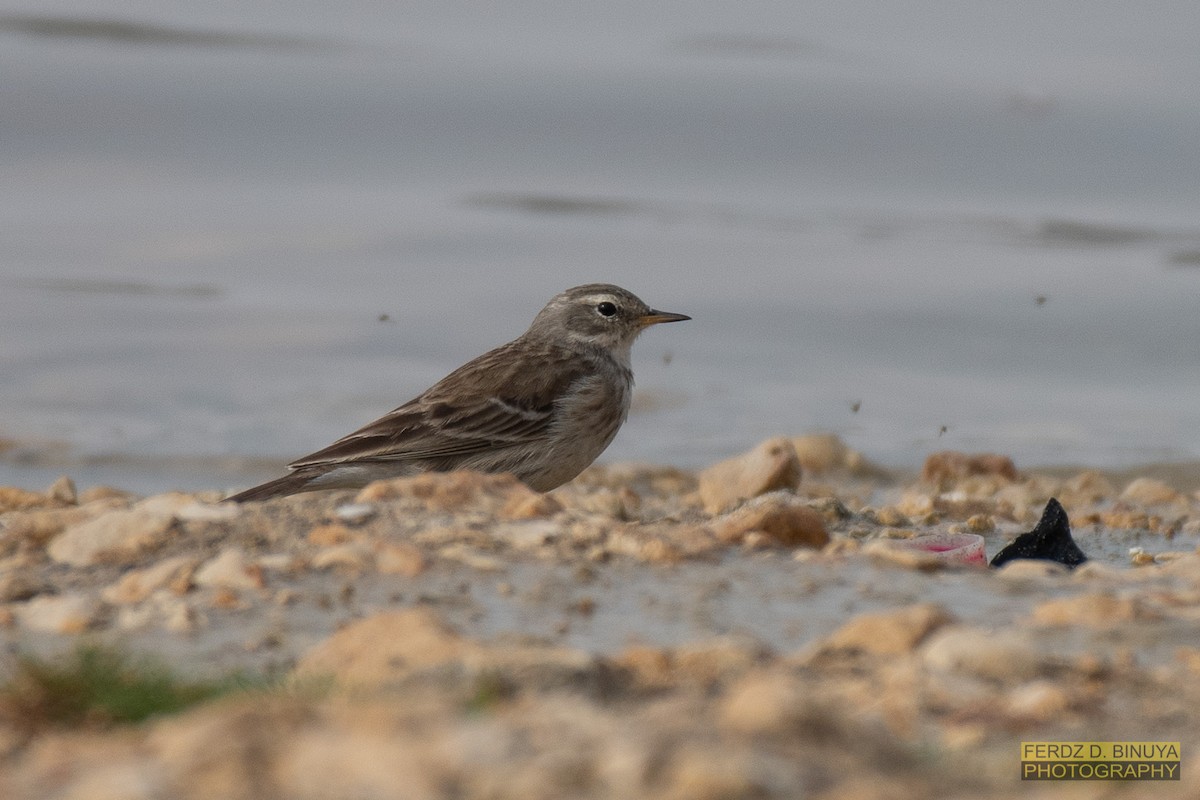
[2,435,1200,799]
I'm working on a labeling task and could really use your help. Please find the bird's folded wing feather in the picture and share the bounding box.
[287,339,590,469]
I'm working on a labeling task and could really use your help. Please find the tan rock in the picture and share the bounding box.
[819,603,955,656]
[437,543,506,571]
[45,475,77,505]
[790,433,873,475]
[310,543,372,572]
[0,485,61,513]
[194,547,266,591]
[295,608,596,692]
[713,493,828,549]
[307,524,358,546]
[1005,680,1073,719]
[720,669,807,734]
[698,437,802,514]
[0,502,120,554]
[374,542,428,576]
[921,451,1018,486]
[921,626,1041,681]
[15,593,99,634]
[47,508,175,566]
[295,608,476,685]
[102,556,199,604]
[1119,477,1182,506]
[501,490,563,519]
[1030,592,1160,627]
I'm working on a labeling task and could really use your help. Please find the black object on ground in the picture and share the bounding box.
[989,497,1089,569]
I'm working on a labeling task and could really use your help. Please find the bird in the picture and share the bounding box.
[225,284,689,502]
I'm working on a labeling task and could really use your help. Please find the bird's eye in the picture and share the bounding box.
[596,301,618,318]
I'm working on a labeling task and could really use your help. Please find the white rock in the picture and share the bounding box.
[47,509,174,566]
[335,503,378,524]
[16,593,98,634]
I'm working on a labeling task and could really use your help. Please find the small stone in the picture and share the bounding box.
[993,559,1069,581]
[437,544,506,571]
[1005,680,1072,719]
[102,556,199,604]
[45,475,77,505]
[964,514,995,533]
[307,524,358,546]
[47,508,175,566]
[295,608,474,685]
[0,486,61,513]
[713,493,828,549]
[1119,477,1181,506]
[871,506,911,527]
[819,603,955,656]
[500,491,563,520]
[194,547,266,590]
[698,437,802,514]
[15,593,98,634]
[334,503,377,524]
[0,503,117,554]
[922,451,1019,486]
[374,542,428,576]
[790,433,872,475]
[310,543,372,572]
[1030,592,1159,627]
[921,626,1041,681]
[720,670,808,734]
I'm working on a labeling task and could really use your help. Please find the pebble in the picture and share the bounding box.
[374,542,428,576]
[101,556,199,604]
[921,626,1041,681]
[1004,680,1072,719]
[0,486,61,513]
[15,593,99,634]
[45,475,77,505]
[921,451,1019,486]
[47,508,175,566]
[697,437,802,514]
[310,543,373,572]
[712,492,828,549]
[437,544,507,572]
[0,505,107,554]
[1119,477,1182,506]
[334,502,378,524]
[194,547,266,590]
[1030,592,1160,627]
[789,433,872,475]
[818,603,955,657]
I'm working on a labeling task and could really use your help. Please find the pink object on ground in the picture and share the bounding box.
[890,533,987,566]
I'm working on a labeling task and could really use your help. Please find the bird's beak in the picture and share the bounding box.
[638,309,691,327]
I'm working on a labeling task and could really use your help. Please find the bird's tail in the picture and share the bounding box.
[223,470,319,503]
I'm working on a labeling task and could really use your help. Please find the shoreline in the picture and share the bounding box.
[2,435,1200,798]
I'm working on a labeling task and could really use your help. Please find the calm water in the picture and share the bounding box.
[3,2,1200,494]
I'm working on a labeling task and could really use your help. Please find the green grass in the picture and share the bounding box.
[0,645,262,731]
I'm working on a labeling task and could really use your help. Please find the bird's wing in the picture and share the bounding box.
[287,339,590,469]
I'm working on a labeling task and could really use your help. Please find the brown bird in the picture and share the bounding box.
[226,284,689,502]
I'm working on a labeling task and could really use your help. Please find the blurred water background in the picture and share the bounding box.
[2,1,1200,494]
